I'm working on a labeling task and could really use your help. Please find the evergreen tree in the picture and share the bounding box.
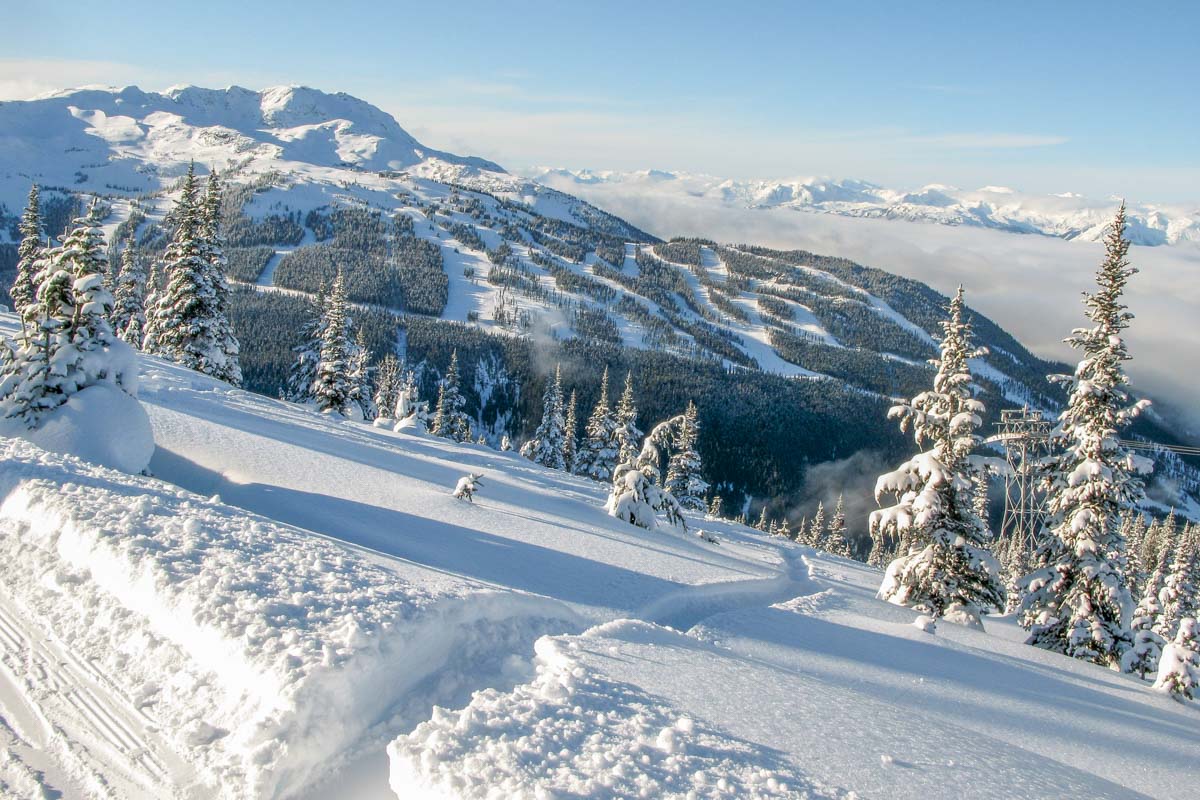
[347,328,374,420]
[431,349,471,441]
[707,495,724,519]
[313,268,353,416]
[665,400,708,511]
[1153,617,1199,702]
[11,183,42,326]
[285,288,326,403]
[575,365,619,481]
[827,494,852,557]
[606,415,686,532]
[1127,521,1176,679]
[1122,511,1150,599]
[756,506,769,532]
[614,370,642,465]
[563,388,579,472]
[811,501,827,550]
[1,206,127,426]
[521,364,567,469]
[198,168,242,386]
[1154,522,1198,643]
[372,353,402,421]
[110,244,147,347]
[871,286,1004,628]
[1020,205,1150,668]
[144,163,240,383]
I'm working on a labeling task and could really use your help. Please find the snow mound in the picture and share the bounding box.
[388,620,838,800]
[0,380,154,474]
[0,439,576,799]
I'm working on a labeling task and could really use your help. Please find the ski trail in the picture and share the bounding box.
[637,546,820,631]
[256,228,315,287]
[0,591,202,799]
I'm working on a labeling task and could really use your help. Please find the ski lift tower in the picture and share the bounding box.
[989,407,1054,555]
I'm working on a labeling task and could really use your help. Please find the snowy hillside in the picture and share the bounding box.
[530,168,1200,247]
[0,317,1196,799]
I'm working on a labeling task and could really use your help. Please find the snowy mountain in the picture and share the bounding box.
[0,84,1194,511]
[0,318,1196,799]
[529,168,1200,246]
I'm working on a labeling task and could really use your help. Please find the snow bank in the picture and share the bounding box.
[0,439,576,799]
[0,381,154,474]
[388,620,835,800]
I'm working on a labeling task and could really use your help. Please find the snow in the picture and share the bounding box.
[0,381,154,474]
[0,311,1197,799]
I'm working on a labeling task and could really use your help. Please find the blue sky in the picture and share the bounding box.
[3,0,1197,201]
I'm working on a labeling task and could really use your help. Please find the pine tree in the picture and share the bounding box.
[614,370,642,466]
[827,494,852,557]
[110,244,147,347]
[563,389,579,472]
[144,163,239,383]
[1020,205,1150,668]
[1127,520,1176,679]
[707,495,724,519]
[810,501,827,549]
[1,206,127,426]
[575,366,619,481]
[312,268,353,416]
[197,168,242,386]
[522,364,567,469]
[755,506,770,532]
[431,349,471,442]
[606,415,686,532]
[372,354,402,421]
[665,400,708,511]
[1122,511,1149,599]
[871,286,1004,628]
[1154,522,1198,643]
[11,183,42,326]
[347,328,374,420]
[285,288,326,403]
[1153,617,1199,702]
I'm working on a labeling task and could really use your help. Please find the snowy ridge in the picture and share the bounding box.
[530,168,1200,246]
[0,438,576,798]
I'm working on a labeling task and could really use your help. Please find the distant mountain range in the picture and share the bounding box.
[529,168,1200,247]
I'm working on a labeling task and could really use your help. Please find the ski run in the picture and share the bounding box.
[0,310,1194,799]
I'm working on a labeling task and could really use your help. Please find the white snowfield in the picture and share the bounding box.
[0,330,1197,798]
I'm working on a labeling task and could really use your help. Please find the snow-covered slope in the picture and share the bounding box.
[0,313,1196,799]
[530,168,1200,246]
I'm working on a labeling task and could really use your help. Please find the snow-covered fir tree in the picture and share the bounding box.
[197,168,241,386]
[563,389,579,473]
[372,354,402,422]
[755,506,770,532]
[1153,617,1199,702]
[521,364,567,469]
[871,286,1004,628]
[665,400,708,511]
[10,183,42,327]
[312,269,354,416]
[1019,205,1150,668]
[110,244,147,347]
[1122,511,1150,598]
[606,415,686,532]
[1154,522,1198,644]
[614,370,643,466]
[0,206,128,426]
[347,328,375,420]
[285,288,326,403]
[810,502,827,550]
[431,350,471,442]
[707,495,724,519]
[826,494,853,558]
[1127,520,1176,679]
[143,164,240,384]
[575,366,620,481]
